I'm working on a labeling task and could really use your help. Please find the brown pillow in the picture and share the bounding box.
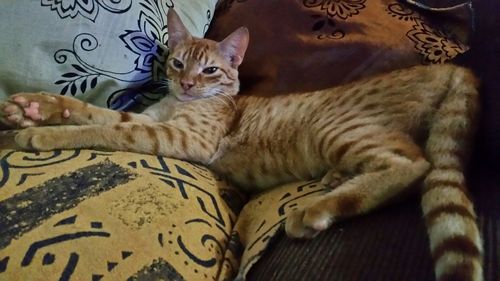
[206,0,472,96]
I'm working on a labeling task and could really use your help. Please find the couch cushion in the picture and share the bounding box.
[206,0,471,97]
[0,149,244,280]
[0,0,217,111]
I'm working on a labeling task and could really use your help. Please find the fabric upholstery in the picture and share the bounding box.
[206,0,471,97]
[0,149,244,281]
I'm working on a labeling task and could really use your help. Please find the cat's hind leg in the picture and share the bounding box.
[285,133,430,238]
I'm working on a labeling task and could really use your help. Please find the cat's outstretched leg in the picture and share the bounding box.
[285,136,430,238]
[0,92,153,128]
[14,120,222,164]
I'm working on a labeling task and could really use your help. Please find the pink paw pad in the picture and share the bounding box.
[4,104,18,114]
[13,96,28,105]
[63,109,71,118]
[23,102,43,121]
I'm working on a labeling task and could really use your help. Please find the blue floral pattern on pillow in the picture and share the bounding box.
[41,0,132,22]
[0,0,216,111]
[53,0,173,110]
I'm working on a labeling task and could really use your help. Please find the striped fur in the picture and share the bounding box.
[0,9,482,281]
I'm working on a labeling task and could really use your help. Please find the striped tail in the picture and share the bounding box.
[422,66,482,281]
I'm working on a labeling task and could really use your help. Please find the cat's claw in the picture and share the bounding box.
[285,206,334,239]
[321,170,345,188]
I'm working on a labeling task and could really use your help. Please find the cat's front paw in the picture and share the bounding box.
[285,204,334,239]
[1,93,69,128]
[15,127,59,151]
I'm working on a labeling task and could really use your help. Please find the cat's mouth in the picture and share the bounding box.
[176,92,198,102]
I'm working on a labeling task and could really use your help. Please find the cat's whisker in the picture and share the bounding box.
[211,94,232,109]
[202,88,231,108]
[220,92,236,109]
[152,79,170,86]
[218,94,236,110]
[208,89,236,109]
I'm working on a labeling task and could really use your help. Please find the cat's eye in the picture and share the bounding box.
[172,59,184,69]
[202,67,219,74]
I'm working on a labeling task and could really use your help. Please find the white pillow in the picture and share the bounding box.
[0,0,218,110]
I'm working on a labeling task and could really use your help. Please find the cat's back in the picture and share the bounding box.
[233,64,475,134]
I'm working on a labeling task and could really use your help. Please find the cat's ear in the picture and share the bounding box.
[167,9,192,50]
[217,27,249,68]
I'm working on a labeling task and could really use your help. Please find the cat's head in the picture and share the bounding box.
[166,9,249,102]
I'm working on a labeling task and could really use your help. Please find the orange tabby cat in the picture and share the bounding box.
[0,9,482,281]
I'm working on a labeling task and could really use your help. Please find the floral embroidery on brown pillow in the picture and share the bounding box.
[387,2,468,63]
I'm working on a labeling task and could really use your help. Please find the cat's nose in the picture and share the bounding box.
[180,80,195,90]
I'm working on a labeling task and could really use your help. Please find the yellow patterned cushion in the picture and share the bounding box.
[0,149,245,281]
[0,147,329,281]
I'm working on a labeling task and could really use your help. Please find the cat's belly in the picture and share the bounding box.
[208,136,326,192]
